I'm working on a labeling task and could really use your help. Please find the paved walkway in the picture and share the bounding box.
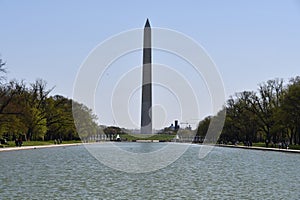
[0,143,82,152]
[217,144,300,154]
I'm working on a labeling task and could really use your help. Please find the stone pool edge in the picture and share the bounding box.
[216,144,300,154]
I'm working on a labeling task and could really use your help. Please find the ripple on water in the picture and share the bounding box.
[0,144,300,199]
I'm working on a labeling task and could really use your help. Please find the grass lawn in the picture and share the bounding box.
[251,142,267,148]
[251,142,300,150]
[120,133,176,141]
[288,145,300,150]
[0,140,82,148]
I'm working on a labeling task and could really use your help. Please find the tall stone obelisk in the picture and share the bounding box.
[141,19,152,134]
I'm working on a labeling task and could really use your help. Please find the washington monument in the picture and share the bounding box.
[141,19,152,134]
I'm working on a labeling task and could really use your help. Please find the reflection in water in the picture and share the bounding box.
[0,143,299,199]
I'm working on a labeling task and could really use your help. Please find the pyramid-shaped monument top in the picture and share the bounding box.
[145,19,151,28]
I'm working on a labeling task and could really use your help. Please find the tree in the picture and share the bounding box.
[279,77,300,144]
[217,92,258,144]
[196,116,211,138]
[0,81,25,114]
[246,79,284,147]
[0,81,26,139]
[0,57,6,84]
[103,126,123,140]
[0,63,98,141]
[45,95,78,140]
[72,101,98,140]
[19,79,53,140]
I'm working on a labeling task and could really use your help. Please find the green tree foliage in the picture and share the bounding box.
[72,101,98,140]
[103,126,125,140]
[44,95,78,141]
[0,57,99,141]
[19,79,52,140]
[0,81,26,139]
[246,79,284,146]
[0,79,98,141]
[197,77,300,146]
[279,77,300,144]
[196,116,211,138]
[218,92,259,144]
[196,116,210,143]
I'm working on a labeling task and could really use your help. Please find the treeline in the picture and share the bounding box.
[197,77,300,146]
[0,59,99,141]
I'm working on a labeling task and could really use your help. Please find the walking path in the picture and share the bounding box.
[0,143,82,152]
[217,144,300,154]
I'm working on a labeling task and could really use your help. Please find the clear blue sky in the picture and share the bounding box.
[1,0,300,129]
